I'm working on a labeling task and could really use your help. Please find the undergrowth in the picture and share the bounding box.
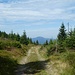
[0,54,17,75]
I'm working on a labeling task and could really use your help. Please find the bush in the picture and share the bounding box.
[0,40,21,50]
[0,41,6,50]
[47,45,56,56]
[0,56,17,75]
[64,52,75,75]
[66,52,75,66]
[57,42,66,53]
[11,42,21,48]
[65,37,75,49]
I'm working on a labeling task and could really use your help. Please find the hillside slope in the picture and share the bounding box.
[0,38,30,75]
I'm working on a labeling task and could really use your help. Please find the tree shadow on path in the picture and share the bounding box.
[15,59,49,75]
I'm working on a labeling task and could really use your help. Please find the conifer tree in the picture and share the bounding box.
[20,31,29,45]
[57,23,67,52]
[16,33,20,41]
[58,23,67,42]
[9,31,14,40]
[36,40,39,45]
[45,40,48,45]
[66,28,75,49]
[49,39,53,45]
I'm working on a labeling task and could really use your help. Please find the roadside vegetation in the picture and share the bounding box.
[39,23,75,75]
[0,23,75,75]
[0,31,32,75]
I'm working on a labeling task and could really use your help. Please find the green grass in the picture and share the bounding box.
[27,52,39,62]
[0,53,17,75]
[40,45,75,75]
[39,46,48,59]
[35,70,48,75]
[0,39,31,75]
[61,51,75,75]
[0,47,30,75]
[48,51,75,75]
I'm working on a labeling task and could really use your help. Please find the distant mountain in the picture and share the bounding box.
[32,36,50,44]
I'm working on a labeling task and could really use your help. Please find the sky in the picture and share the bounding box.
[0,0,75,38]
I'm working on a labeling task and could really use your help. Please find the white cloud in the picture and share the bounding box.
[0,0,75,37]
[0,0,75,21]
[0,7,74,21]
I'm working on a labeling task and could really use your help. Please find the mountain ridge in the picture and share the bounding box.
[32,36,50,44]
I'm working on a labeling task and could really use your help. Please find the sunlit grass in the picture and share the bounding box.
[27,52,39,62]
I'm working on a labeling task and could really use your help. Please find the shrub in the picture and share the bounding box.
[0,41,6,50]
[66,52,75,66]
[65,37,75,49]
[11,42,21,48]
[64,52,75,75]
[0,56,17,75]
[47,45,56,56]
[0,40,21,50]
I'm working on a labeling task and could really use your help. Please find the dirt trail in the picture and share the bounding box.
[15,46,67,75]
[15,46,46,75]
[19,47,33,64]
[35,46,45,61]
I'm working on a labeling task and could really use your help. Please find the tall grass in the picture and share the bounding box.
[0,55,17,75]
[61,51,75,75]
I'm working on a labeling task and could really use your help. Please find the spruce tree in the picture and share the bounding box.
[36,40,39,45]
[66,28,75,49]
[20,31,29,45]
[49,39,53,45]
[58,23,67,42]
[9,31,14,40]
[57,23,67,52]
[16,33,20,41]
[45,40,48,45]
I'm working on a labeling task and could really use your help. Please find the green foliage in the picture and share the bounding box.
[0,41,6,50]
[58,23,67,42]
[0,31,8,38]
[62,52,75,75]
[0,56,17,75]
[47,45,56,56]
[49,39,53,45]
[16,33,20,41]
[0,30,32,46]
[57,23,67,52]
[65,28,75,49]
[43,40,49,47]
[36,40,39,45]
[20,31,29,45]
[57,42,66,53]
[0,39,22,50]
[66,52,75,66]
[44,39,57,56]
[57,24,75,52]
[27,37,33,44]
[11,42,21,48]
[65,37,75,49]
[45,40,48,45]
[9,31,15,40]
[30,38,33,44]
[0,30,32,75]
